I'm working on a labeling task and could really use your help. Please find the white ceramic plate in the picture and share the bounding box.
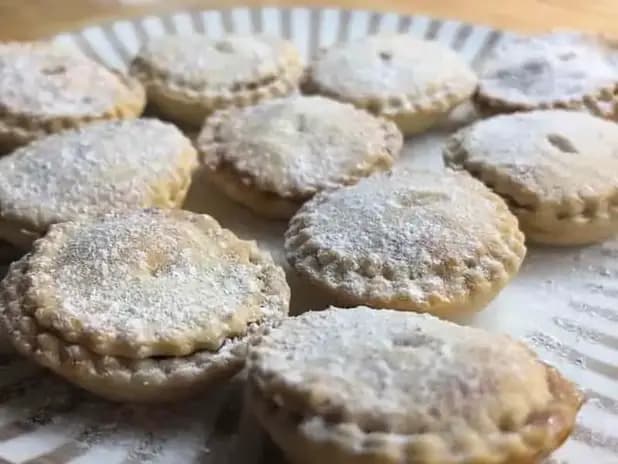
[0,7,615,464]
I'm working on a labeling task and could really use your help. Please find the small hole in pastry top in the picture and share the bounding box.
[522,58,548,74]
[214,40,235,53]
[42,65,66,75]
[392,333,431,348]
[388,96,402,108]
[547,134,578,154]
[295,114,308,133]
[499,415,517,432]
[558,51,577,61]
[322,408,344,424]
[367,99,383,114]
[581,201,598,218]
[379,50,393,61]
[556,210,571,220]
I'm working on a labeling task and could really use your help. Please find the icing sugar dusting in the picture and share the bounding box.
[250,307,555,435]
[450,110,618,203]
[204,96,401,197]
[0,118,195,229]
[0,41,138,117]
[480,32,618,104]
[132,35,298,90]
[311,34,477,101]
[29,210,284,357]
[298,170,511,274]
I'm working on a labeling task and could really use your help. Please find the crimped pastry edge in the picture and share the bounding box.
[283,174,526,316]
[22,209,291,358]
[443,131,618,246]
[474,82,618,121]
[1,259,246,402]
[196,101,403,216]
[302,45,478,135]
[0,246,288,402]
[0,72,145,153]
[129,49,304,127]
[248,359,583,464]
[0,138,198,249]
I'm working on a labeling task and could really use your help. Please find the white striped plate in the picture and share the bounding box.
[0,7,615,464]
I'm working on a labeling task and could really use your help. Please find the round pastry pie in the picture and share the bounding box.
[0,41,145,153]
[130,34,304,127]
[197,95,403,219]
[0,209,290,402]
[444,110,618,245]
[303,34,478,135]
[476,32,618,119]
[0,118,197,248]
[285,169,526,316]
[248,307,583,464]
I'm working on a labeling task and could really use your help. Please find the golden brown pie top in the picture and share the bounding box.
[0,41,143,120]
[478,32,618,108]
[0,118,196,232]
[24,209,289,359]
[198,95,402,199]
[249,307,583,462]
[130,34,302,93]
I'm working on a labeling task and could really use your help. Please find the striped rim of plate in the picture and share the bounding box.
[0,7,613,464]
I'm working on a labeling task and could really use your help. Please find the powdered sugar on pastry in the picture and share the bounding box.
[132,35,299,91]
[445,110,618,205]
[25,209,289,358]
[285,170,525,315]
[199,95,402,198]
[309,35,476,103]
[0,118,196,233]
[444,110,618,245]
[478,32,618,112]
[0,41,142,118]
[248,307,583,464]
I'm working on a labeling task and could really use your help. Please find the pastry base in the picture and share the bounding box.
[1,260,256,402]
[0,160,194,250]
[292,267,519,319]
[517,210,618,246]
[249,367,582,464]
[203,166,304,220]
[140,74,301,128]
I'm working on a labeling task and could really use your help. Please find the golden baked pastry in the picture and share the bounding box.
[130,34,304,127]
[285,169,526,316]
[248,307,583,464]
[0,118,197,248]
[197,95,403,219]
[444,110,618,245]
[0,41,145,153]
[0,209,290,402]
[303,34,478,135]
[475,32,618,119]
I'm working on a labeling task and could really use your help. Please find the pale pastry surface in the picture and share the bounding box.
[285,169,525,314]
[21,209,289,359]
[0,41,144,120]
[248,307,583,464]
[444,110,618,219]
[0,42,144,130]
[198,95,403,200]
[477,32,618,114]
[131,34,302,93]
[306,35,477,114]
[0,118,197,234]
